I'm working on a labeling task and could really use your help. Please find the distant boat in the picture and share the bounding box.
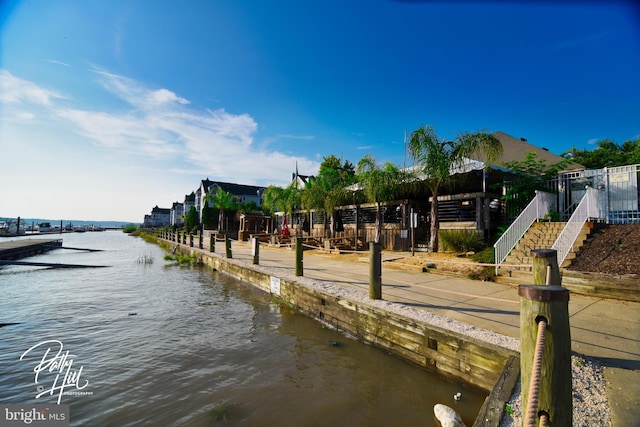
[38,222,51,232]
[0,220,26,236]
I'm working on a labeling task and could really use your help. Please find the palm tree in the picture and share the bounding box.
[302,155,356,237]
[206,188,236,232]
[356,154,404,243]
[408,125,503,252]
[262,183,302,233]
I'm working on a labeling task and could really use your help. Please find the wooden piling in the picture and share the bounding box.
[189,233,194,248]
[531,249,561,286]
[519,285,572,427]
[225,235,232,258]
[369,242,382,299]
[252,236,260,265]
[210,234,215,252]
[295,237,303,276]
[199,233,203,250]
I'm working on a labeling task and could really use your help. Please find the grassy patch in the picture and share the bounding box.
[164,252,201,266]
[440,230,485,253]
[471,247,494,264]
[123,224,140,234]
[210,400,233,423]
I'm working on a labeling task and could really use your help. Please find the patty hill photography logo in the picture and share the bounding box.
[19,340,92,405]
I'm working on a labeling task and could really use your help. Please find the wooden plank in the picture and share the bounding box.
[473,355,520,427]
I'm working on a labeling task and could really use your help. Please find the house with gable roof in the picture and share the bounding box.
[143,205,171,228]
[195,178,265,223]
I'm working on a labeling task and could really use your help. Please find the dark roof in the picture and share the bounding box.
[204,180,265,196]
[471,131,583,171]
[151,205,170,214]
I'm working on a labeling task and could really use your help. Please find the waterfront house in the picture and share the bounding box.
[183,192,196,219]
[170,201,184,226]
[143,206,171,228]
[195,178,265,222]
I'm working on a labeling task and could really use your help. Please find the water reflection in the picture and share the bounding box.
[0,232,484,426]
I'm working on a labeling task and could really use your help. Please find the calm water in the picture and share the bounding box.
[0,231,484,426]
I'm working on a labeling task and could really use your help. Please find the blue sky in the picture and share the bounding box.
[1,0,639,222]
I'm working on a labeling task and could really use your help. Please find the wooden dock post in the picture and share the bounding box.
[252,236,260,265]
[295,237,303,276]
[198,233,203,249]
[225,235,232,258]
[519,285,572,426]
[189,233,194,248]
[531,249,561,285]
[369,242,382,299]
[210,234,215,252]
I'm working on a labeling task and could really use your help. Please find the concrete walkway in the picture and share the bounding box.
[205,239,640,426]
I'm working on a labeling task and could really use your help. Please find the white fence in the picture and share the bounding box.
[494,191,555,273]
[551,186,604,266]
[552,164,639,223]
[496,165,638,271]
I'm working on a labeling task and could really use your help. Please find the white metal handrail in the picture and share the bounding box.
[494,191,556,273]
[552,186,604,266]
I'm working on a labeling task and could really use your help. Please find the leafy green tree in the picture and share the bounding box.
[201,203,217,229]
[262,185,285,216]
[262,183,302,232]
[184,206,200,233]
[500,152,572,217]
[564,137,640,169]
[206,189,237,232]
[408,125,502,252]
[302,155,357,237]
[241,200,259,213]
[356,154,405,243]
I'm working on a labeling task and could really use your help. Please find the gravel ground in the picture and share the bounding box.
[212,253,613,426]
[499,355,611,427]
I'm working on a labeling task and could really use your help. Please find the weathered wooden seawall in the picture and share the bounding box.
[169,240,519,426]
[0,238,62,260]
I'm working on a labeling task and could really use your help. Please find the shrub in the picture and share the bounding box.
[471,247,494,264]
[439,230,485,253]
[123,224,139,233]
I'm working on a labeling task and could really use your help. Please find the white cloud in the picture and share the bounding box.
[1,68,320,188]
[0,70,67,106]
[47,59,70,67]
[587,138,599,145]
[149,88,189,106]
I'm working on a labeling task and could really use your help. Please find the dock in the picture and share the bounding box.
[0,239,63,260]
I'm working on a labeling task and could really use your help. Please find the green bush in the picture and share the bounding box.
[471,247,494,264]
[439,229,485,253]
[123,224,139,233]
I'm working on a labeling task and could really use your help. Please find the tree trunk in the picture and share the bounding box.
[323,212,329,238]
[375,202,382,243]
[430,194,439,252]
[329,209,335,238]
